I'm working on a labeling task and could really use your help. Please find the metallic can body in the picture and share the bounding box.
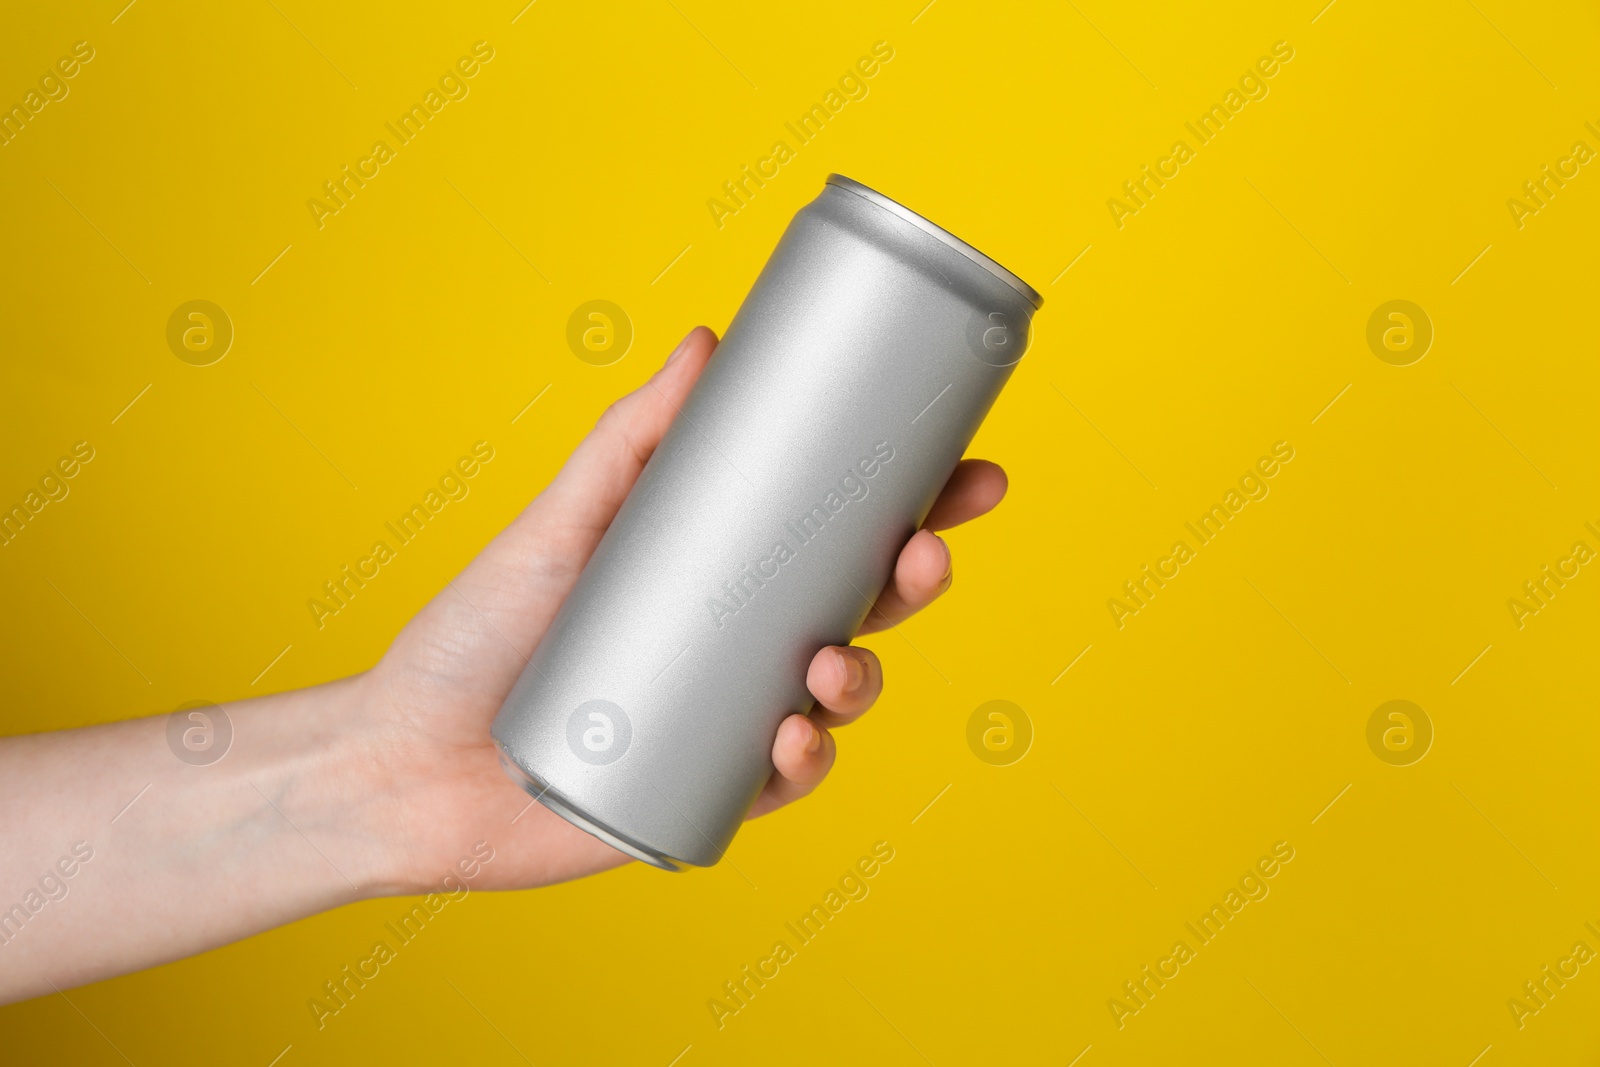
[491,175,1042,869]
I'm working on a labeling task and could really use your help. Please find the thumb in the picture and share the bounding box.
[388,327,719,688]
[535,325,718,544]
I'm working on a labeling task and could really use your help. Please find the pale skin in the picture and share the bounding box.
[0,326,1008,1006]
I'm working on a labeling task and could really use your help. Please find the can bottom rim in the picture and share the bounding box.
[494,747,690,872]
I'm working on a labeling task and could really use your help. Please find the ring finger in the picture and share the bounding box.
[804,644,883,729]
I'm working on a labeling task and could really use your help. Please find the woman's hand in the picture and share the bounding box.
[0,325,1007,1004]
[353,326,1009,893]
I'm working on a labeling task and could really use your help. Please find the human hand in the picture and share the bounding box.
[346,326,1009,893]
[0,326,1010,1004]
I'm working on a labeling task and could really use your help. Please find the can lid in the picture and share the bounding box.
[825,174,1043,310]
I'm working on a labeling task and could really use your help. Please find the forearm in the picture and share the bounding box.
[0,676,396,1005]
[0,322,977,1009]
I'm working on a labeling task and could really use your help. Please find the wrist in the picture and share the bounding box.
[242,672,413,901]
[321,667,499,899]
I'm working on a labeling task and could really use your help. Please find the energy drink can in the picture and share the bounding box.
[491,174,1041,869]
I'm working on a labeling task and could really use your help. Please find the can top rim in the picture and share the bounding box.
[825,174,1043,310]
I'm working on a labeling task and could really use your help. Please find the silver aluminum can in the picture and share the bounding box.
[491,174,1042,869]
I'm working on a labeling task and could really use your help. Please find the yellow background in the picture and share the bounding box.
[2,0,1598,1063]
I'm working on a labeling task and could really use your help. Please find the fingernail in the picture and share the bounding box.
[663,327,696,367]
[837,649,866,694]
[804,719,823,754]
[938,536,953,589]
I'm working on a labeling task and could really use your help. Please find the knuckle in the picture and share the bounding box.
[595,398,627,431]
